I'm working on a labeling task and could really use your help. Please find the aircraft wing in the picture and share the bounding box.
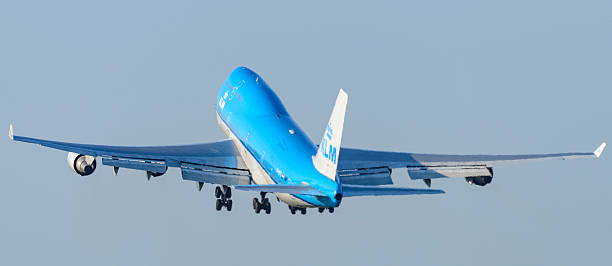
[337,142,606,185]
[9,124,251,186]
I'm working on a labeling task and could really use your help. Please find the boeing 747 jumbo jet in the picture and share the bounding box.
[10,66,606,215]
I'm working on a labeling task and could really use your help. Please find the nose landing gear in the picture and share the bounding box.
[214,185,233,211]
[253,192,271,214]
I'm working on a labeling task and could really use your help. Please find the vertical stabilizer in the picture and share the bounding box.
[313,89,348,181]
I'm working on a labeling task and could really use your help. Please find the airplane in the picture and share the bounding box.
[9,66,606,215]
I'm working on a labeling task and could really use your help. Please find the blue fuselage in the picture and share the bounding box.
[216,67,342,208]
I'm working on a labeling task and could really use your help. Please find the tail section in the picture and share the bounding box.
[313,89,348,181]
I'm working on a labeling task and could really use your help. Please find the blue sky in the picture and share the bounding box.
[1,1,610,265]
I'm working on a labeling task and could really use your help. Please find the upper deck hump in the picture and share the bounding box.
[217,66,288,117]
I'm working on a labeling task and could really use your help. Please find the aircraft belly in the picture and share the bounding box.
[275,193,314,207]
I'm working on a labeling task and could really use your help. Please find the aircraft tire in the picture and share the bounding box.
[253,198,261,214]
[264,200,271,214]
[253,198,259,210]
[226,200,233,211]
[300,208,306,215]
[223,186,231,198]
[215,186,222,198]
[329,208,334,213]
[215,199,223,211]
[318,208,324,213]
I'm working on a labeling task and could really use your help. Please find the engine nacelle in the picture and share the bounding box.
[465,176,493,186]
[67,152,97,176]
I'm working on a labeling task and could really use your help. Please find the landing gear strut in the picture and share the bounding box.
[215,185,232,211]
[253,192,271,214]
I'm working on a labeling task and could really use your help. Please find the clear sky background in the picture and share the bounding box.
[1,1,610,265]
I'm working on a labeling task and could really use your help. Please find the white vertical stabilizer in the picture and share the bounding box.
[313,89,348,181]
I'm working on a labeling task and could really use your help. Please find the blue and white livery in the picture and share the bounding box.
[10,66,607,214]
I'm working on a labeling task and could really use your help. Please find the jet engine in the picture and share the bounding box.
[67,152,97,176]
[465,176,493,186]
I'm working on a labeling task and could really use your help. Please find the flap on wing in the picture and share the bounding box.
[102,157,168,174]
[407,166,492,180]
[337,167,393,185]
[341,184,444,197]
[234,184,326,196]
[181,163,251,186]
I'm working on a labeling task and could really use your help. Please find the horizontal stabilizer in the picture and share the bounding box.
[234,184,326,196]
[341,184,444,197]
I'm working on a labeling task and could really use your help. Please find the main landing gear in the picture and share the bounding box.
[318,207,335,213]
[253,192,271,214]
[289,206,307,215]
[215,185,232,211]
[289,206,335,215]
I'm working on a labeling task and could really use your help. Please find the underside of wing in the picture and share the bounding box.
[10,125,250,185]
[337,143,605,185]
[12,135,241,166]
[338,144,604,169]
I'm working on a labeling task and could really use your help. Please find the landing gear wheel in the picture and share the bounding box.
[253,198,260,210]
[223,185,232,198]
[253,198,262,213]
[300,208,307,215]
[215,199,223,211]
[252,193,271,214]
[328,208,334,213]
[215,186,222,198]
[264,200,271,214]
[214,186,232,212]
[289,206,296,215]
[318,208,324,213]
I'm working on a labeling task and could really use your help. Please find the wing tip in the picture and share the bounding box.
[594,142,606,158]
[8,123,13,141]
[338,88,348,99]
